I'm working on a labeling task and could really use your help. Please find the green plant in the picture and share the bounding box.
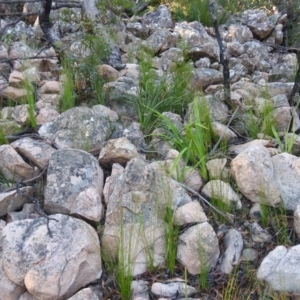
[0,127,8,145]
[23,77,37,129]
[130,49,193,135]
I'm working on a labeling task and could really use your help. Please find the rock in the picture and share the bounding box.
[36,94,60,111]
[92,104,119,122]
[0,186,33,217]
[126,22,149,38]
[143,29,176,54]
[188,42,219,62]
[67,287,99,300]
[97,64,119,82]
[0,120,21,136]
[2,214,102,300]
[12,104,32,125]
[2,86,27,101]
[38,106,113,151]
[18,291,37,300]
[231,146,281,206]
[257,245,300,294]
[241,249,258,262]
[142,5,173,31]
[151,282,197,298]
[263,106,292,133]
[0,252,26,300]
[0,145,36,182]
[190,68,223,89]
[173,200,207,226]
[206,158,229,181]
[218,229,243,274]
[9,70,24,86]
[131,280,149,300]
[212,121,237,142]
[250,222,272,243]
[102,158,193,276]
[36,108,60,125]
[39,81,62,94]
[249,203,262,220]
[294,205,300,239]
[99,137,140,166]
[272,153,300,210]
[177,222,220,275]
[224,24,253,44]
[44,148,103,221]
[241,9,274,40]
[11,137,56,169]
[228,139,276,156]
[202,180,242,210]
[7,203,39,222]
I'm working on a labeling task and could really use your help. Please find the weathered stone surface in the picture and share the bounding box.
[67,287,99,300]
[272,153,300,210]
[202,180,242,209]
[224,24,253,44]
[228,139,276,156]
[0,186,32,217]
[97,64,120,82]
[12,104,32,125]
[99,137,140,166]
[177,222,220,275]
[2,214,102,300]
[257,245,300,294]
[7,203,39,222]
[38,107,113,151]
[2,86,27,101]
[11,137,56,169]
[39,81,62,94]
[0,145,36,181]
[131,280,149,300]
[218,229,243,274]
[151,282,197,298]
[92,104,119,122]
[45,149,103,221]
[0,252,26,300]
[241,9,274,40]
[0,119,21,136]
[231,146,281,206]
[36,108,60,125]
[143,29,176,54]
[190,68,223,89]
[206,158,229,181]
[174,200,207,226]
[250,222,272,243]
[126,22,149,38]
[294,205,300,239]
[212,121,237,142]
[142,5,173,31]
[102,158,193,275]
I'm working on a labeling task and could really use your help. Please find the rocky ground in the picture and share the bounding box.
[1,2,300,300]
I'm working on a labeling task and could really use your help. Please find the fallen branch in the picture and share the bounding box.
[16,181,58,238]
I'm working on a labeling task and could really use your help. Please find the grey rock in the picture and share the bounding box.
[45,149,103,221]
[2,214,102,300]
[143,29,176,54]
[177,222,220,275]
[142,5,173,31]
[67,287,99,300]
[126,22,149,38]
[224,24,253,44]
[190,68,223,89]
[250,222,272,243]
[38,107,113,151]
[257,245,300,294]
[218,229,243,274]
[11,137,56,169]
[231,146,281,206]
[202,180,242,210]
[131,280,149,300]
[151,282,197,298]
[272,153,300,210]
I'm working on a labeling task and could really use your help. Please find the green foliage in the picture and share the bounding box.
[155,98,214,181]
[61,58,76,112]
[131,49,193,134]
[0,127,8,145]
[23,77,37,129]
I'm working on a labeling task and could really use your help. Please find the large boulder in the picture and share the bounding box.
[44,149,103,221]
[1,214,102,300]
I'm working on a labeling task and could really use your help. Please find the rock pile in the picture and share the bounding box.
[1,3,300,299]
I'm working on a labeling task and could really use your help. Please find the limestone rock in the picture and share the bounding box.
[12,104,32,125]
[2,86,27,100]
[11,137,56,169]
[36,108,60,125]
[2,214,102,300]
[257,245,300,294]
[190,68,223,89]
[39,81,62,94]
[142,5,173,31]
[143,29,176,54]
[45,149,103,221]
[231,146,281,206]
[177,222,220,275]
